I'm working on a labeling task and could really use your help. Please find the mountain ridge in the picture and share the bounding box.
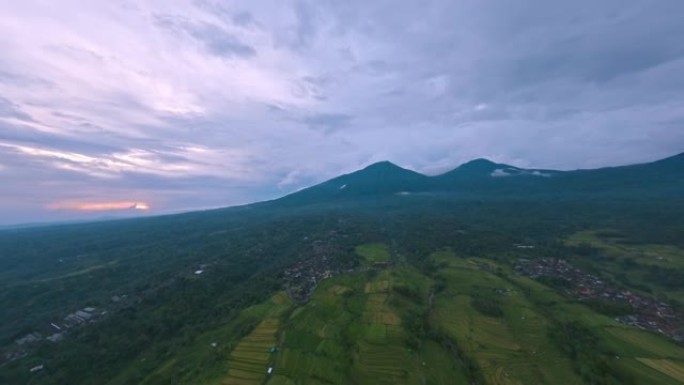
[274,152,684,206]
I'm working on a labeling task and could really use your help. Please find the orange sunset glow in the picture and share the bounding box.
[47,201,151,211]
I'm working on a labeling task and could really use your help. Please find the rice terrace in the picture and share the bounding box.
[210,243,684,385]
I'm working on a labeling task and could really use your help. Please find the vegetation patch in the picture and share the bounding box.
[356,243,391,265]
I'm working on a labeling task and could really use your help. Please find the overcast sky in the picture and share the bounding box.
[1,0,683,224]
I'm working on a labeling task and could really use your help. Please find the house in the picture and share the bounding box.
[267,367,273,375]
[15,333,41,345]
[75,310,92,320]
[47,333,64,342]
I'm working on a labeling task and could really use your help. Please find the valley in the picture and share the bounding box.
[1,154,683,384]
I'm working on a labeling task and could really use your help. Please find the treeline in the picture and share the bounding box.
[470,288,504,318]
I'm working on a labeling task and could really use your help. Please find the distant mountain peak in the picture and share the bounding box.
[466,158,497,165]
[457,158,505,170]
[438,158,513,178]
[353,161,426,178]
[362,161,404,171]
[274,151,683,207]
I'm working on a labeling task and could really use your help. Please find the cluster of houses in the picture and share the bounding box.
[2,294,136,367]
[284,252,335,303]
[515,258,684,342]
[284,239,356,303]
[9,306,103,350]
[616,308,684,342]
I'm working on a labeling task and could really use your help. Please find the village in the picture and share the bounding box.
[515,257,684,342]
[2,294,135,367]
[283,238,357,303]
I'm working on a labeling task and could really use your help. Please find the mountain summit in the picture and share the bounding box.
[277,161,428,205]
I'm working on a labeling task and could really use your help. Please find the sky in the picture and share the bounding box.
[1,0,683,224]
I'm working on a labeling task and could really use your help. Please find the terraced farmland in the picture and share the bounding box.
[268,275,360,385]
[432,253,583,385]
[353,270,419,385]
[223,293,292,385]
[215,244,684,385]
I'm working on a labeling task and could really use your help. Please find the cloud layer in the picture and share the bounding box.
[1,0,683,223]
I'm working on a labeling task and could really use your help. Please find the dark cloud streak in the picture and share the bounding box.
[154,14,256,58]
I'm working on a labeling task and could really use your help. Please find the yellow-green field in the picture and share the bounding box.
[637,359,684,383]
[223,293,292,385]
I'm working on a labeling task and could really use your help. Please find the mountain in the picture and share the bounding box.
[273,153,684,205]
[275,161,429,206]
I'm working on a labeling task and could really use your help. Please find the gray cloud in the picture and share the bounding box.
[194,0,257,28]
[232,11,256,27]
[301,112,353,133]
[155,14,256,58]
[0,0,683,224]
[0,97,33,121]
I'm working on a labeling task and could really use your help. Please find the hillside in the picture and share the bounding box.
[1,153,683,384]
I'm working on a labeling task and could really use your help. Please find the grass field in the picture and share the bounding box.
[356,243,391,266]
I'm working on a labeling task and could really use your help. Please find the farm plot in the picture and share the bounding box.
[352,270,420,384]
[223,294,292,385]
[433,253,583,385]
[267,276,362,384]
[636,359,684,383]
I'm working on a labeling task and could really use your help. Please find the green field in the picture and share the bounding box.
[356,243,391,266]
[259,248,472,384]
[432,253,582,385]
[104,293,293,385]
[566,230,684,270]
[565,230,684,303]
[132,245,684,385]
